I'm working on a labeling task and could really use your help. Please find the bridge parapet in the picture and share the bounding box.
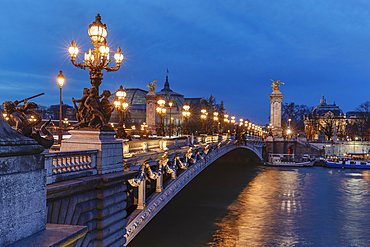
[44,149,98,185]
[43,134,264,185]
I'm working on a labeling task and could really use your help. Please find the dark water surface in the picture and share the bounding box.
[128,150,370,246]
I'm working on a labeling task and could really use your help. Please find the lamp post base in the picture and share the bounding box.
[116,127,127,139]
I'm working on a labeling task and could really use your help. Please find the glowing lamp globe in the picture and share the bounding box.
[57,71,65,87]
[88,14,107,44]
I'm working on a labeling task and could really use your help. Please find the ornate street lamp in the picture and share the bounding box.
[182,102,191,135]
[156,97,166,136]
[231,115,236,133]
[68,14,124,95]
[213,112,219,134]
[168,99,173,137]
[224,113,229,133]
[114,85,129,138]
[57,71,65,144]
[245,120,249,135]
[63,118,69,131]
[201,108,207,134]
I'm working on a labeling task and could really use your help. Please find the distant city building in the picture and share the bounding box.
[304,95,365,141]
[110,75,205,134]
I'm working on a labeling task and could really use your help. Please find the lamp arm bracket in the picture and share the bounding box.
[105,65,120,72]
[71,59,87,70]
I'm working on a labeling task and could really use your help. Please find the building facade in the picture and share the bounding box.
[304,95,365,141]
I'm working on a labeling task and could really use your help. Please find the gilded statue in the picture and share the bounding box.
[146,80,157,93]
[270,79,284,92]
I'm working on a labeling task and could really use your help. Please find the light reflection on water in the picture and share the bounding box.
[207,167,370,247]
[129,158,370,247]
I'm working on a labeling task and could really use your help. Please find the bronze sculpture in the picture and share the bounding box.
[2,94,54,149]
[72,87,114,130]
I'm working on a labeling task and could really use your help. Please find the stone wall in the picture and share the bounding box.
[266,137,324,157]
[0,153,46,246]
[310,141,370,157]
[46,171,137,247]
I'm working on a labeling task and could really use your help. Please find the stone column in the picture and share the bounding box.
[156,175,163,192]
[145,92,158,135]
[269,91,284,138]
[137,180,146,210]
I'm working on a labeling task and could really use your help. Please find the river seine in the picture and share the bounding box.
[129,150,370,246]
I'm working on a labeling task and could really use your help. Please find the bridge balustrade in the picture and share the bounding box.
[44,149,98,184]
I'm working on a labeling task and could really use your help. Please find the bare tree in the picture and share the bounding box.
[282,102,312,133]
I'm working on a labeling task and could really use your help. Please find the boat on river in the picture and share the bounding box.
[266,154,315,167]
[325,153,370,169]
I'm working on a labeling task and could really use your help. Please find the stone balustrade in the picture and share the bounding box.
[43,134,252,185]
[44,150,98,185]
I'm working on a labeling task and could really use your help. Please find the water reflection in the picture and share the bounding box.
[207,167,370,246]
[338,170,370,246]
[207,168,304,246]
[129,162,370,247]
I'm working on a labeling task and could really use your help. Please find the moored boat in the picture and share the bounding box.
[325,153,370,169]
[266,154,315,167]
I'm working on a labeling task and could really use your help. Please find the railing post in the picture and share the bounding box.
[137,180,146,210]
[156,174,163,192]
[171,171,177,180]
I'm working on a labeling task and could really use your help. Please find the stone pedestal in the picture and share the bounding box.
[61,130,124,174]
[269,91,284,138]
[0,116,87,246]
[0,117,46,246]
[145,92,158,135]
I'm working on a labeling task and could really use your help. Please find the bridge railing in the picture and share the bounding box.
[44,149,98,185]
[44,134,232,185]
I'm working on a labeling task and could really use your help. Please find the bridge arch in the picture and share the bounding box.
[124,142,263,245]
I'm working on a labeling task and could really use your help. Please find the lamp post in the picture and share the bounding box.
[63,118,69,130]
[244,120,248,136]
[201,108,207,134]
[141,122,148,138]
[68,14,124,95]
[57,71,65,144]
[182,102,191,135]
[213,112,219,134]
[114,85,129,138]
[239,118,244,134]
[231,115,236,133]
[224,113,229,133]
[156,97,166,136]
[168,99,173,137]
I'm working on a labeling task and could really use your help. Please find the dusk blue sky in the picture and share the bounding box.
[1,0,370,124]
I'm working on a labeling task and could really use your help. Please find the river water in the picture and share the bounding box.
[129,150,370,246]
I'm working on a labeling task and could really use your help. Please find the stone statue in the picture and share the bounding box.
[146,80,157,93]
[2,97,54,149]
[270,79,284,92]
